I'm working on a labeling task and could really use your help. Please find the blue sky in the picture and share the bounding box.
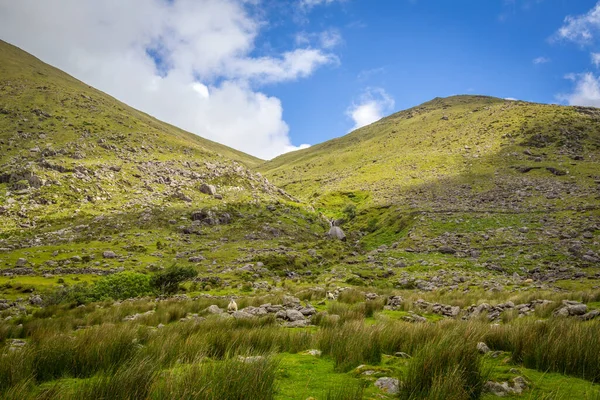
[1,0,600,158]
[257,0,600,147]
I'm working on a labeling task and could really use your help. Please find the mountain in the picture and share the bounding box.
[261,95,600,268]
[0,40,328,278]
[261,95,600,211]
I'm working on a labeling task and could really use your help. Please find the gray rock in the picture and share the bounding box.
[206,305,223,314]
[579,310,600,321]
[374,377,400,394]
[15,258,27,267]
[477,342,491,354]
[103,251,117,259]
[199,183,216,195]
[188,256,205,262]
[554,307,570,317]
[327,226,346,241]
[29,295,43,306]
[231,311,253,319]
[567,304,588,316]
[285,309,305,322]
[284,319,311,328]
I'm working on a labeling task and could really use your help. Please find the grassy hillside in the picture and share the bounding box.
[0,39,331,289]
[262,95,600,211]
[1,42,599,400]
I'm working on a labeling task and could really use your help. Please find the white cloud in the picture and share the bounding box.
[533,56,550,64]
[592,52,600,67]
[295,28,342,49]
[555,3,600,44]
[504,97,518,101]
[557,72,600,107]
[319,29,343,49]
[0,0,336,159]
[300,0,347,10]
[346,88,395,130]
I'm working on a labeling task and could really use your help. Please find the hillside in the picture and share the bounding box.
[1,42,600,400]
[262,95,600,211]
[0,40,331,285]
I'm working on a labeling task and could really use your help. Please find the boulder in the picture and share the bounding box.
[29,295,43,306]
[199,184,216,195]
[206,305,223,314]
[231,311,253,320]
[374,377,400,394]
[284,320,310,328]
[327,226,346,241]
[567,304,587,316]
[285,309,305,322]
[102,251,117,259]
[477,342,491,354]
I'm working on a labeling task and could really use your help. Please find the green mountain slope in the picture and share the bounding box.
[261,95,600,212]
[261,96,600,274]
[0,40,331,284]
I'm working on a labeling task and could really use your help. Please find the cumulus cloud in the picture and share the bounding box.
[346,88,395,130]
[0,0,334,159]
[533,56,550,64]
[300,0,347,10]
[592,52,600,67]
[557,73,600,107]
[555,2,600,44]
[295,28,343,49]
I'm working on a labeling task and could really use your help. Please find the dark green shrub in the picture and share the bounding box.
[150,265,196,294]
[92,272,152,300]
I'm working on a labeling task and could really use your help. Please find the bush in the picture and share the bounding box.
[150,265,197,294]
[43,283,94,306]
[92,272,152,300]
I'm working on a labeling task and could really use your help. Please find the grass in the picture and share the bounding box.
[1,36,600,400]
[399,331,486,400]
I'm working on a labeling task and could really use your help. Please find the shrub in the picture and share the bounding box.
[43,283,94,306]
[92,272,152,300]
[150,265,196,294]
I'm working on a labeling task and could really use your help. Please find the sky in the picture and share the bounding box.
[1,0,600,159]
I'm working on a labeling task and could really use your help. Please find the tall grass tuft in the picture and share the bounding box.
[318,321,381,372]
[64,357,158,400]
[152,356,278,400]
[399,332,486,400]
[507,319,600,383]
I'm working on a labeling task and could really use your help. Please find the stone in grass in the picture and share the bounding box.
[231,310,253,320]
[394,351,411,359]
[206,305,223,314]
[284,320,310,328]
[102,250,117,259]
[15,258,27,267]
[327,226,346,241]
[238,355,264,364]
[375,377,400,394]
[285,309,305,322]
[477,342,491,354]
[305,349,322,357]
[199,183,216,195]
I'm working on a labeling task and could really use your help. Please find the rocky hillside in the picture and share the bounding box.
[260,95,600,281]
[0,40,332,284]
[261,95,600,212]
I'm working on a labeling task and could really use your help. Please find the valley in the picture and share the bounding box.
[0,39,599,399]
